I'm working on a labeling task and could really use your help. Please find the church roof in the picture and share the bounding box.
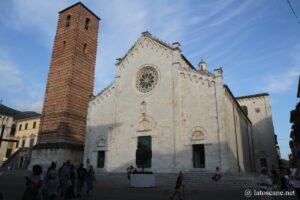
[116,31,176,65]
[199,69,214,77]
[0,104,40,120]
[116,31,207,75]
[141,31,175,50]
[235,93,269,100]
[91,82,115,101]
[224,85,252,124]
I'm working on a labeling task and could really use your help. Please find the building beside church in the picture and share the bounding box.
[0,115,14,165]
[14,116,40,152]
[0,104,40,168]
[84,31,278,173]
[290,77,300,166]
[237,94,279,171]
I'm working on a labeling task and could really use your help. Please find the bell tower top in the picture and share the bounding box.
[55,2,100,39]
[59,2,100,20]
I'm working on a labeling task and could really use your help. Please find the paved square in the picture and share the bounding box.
[0,171,297,200]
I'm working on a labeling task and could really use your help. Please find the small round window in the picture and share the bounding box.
[136,67,159,93]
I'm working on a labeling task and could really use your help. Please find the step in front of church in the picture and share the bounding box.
[95,171,258,189]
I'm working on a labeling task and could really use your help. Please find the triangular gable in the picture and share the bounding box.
[115,31,213,77]
[116,31,176,66]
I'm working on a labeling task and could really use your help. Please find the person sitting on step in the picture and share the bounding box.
[212,167,222,182]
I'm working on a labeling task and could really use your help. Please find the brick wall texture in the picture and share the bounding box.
[38,3,99,146]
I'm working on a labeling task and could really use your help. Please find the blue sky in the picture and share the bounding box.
[0,0,299,159]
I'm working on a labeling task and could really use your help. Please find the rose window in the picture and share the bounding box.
[136,67,158,93]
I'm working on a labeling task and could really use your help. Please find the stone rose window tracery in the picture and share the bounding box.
[136,67,158,93]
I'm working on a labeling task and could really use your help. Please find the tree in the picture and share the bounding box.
[136,142,152,172]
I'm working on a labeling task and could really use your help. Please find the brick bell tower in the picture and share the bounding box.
[31,2,100,166]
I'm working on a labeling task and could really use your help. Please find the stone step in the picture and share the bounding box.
[94,172,258,188]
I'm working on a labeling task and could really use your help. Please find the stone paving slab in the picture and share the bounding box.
[0,171,297,200]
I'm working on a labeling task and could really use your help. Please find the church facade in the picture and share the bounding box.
[84,31,278,173]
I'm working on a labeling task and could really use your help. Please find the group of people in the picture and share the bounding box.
[251,163,300,200]
[257,165,295,191]
[19,161,300,200]
[22,160,96,200]
[170,167,221,200]
[126,166,138,180]
[169,165,300,200]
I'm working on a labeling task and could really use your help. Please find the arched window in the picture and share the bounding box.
[85,18,90,30]
[241,106,248,116]
[62,41,66,51]
[29,136,35,147]
[16,137,20,148]
[66,15,71,27]
[22,139,26,147]
[83,43,87,53]
[33,121,36,129]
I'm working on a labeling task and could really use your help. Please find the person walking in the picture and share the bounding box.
[257,167,273,200]
[61,160,75,200]
[76,163,87,197]
[257,167,273,190]
[280,169,290,190]
[85,166,96,197]
[271,165,278,189]
[64,164,76,200]
[40,162,58,200]
[22,164,43,200]
[126,165,134,180]
[70,165,76,198]
[57,162,66,198]
[291,161,300,199]
[170,171,184,200]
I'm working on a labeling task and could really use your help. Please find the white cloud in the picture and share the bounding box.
[197,1,253,30]
[259,43,300,94]
[0,48,45,112]
[0,51,23,93]
[2,0,70,47]
[184,0,235,25]
[260,67,300,93]
[13,100,43,113]
[12,82,45,113]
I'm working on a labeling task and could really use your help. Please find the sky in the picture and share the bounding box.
[0,0,299,159]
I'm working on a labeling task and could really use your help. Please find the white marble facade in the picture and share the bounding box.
[84,32,277,173]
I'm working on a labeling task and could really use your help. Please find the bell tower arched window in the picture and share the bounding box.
[66,15,71,27]
[85,18,90,30]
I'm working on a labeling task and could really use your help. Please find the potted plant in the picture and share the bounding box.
[130,142,155,187]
